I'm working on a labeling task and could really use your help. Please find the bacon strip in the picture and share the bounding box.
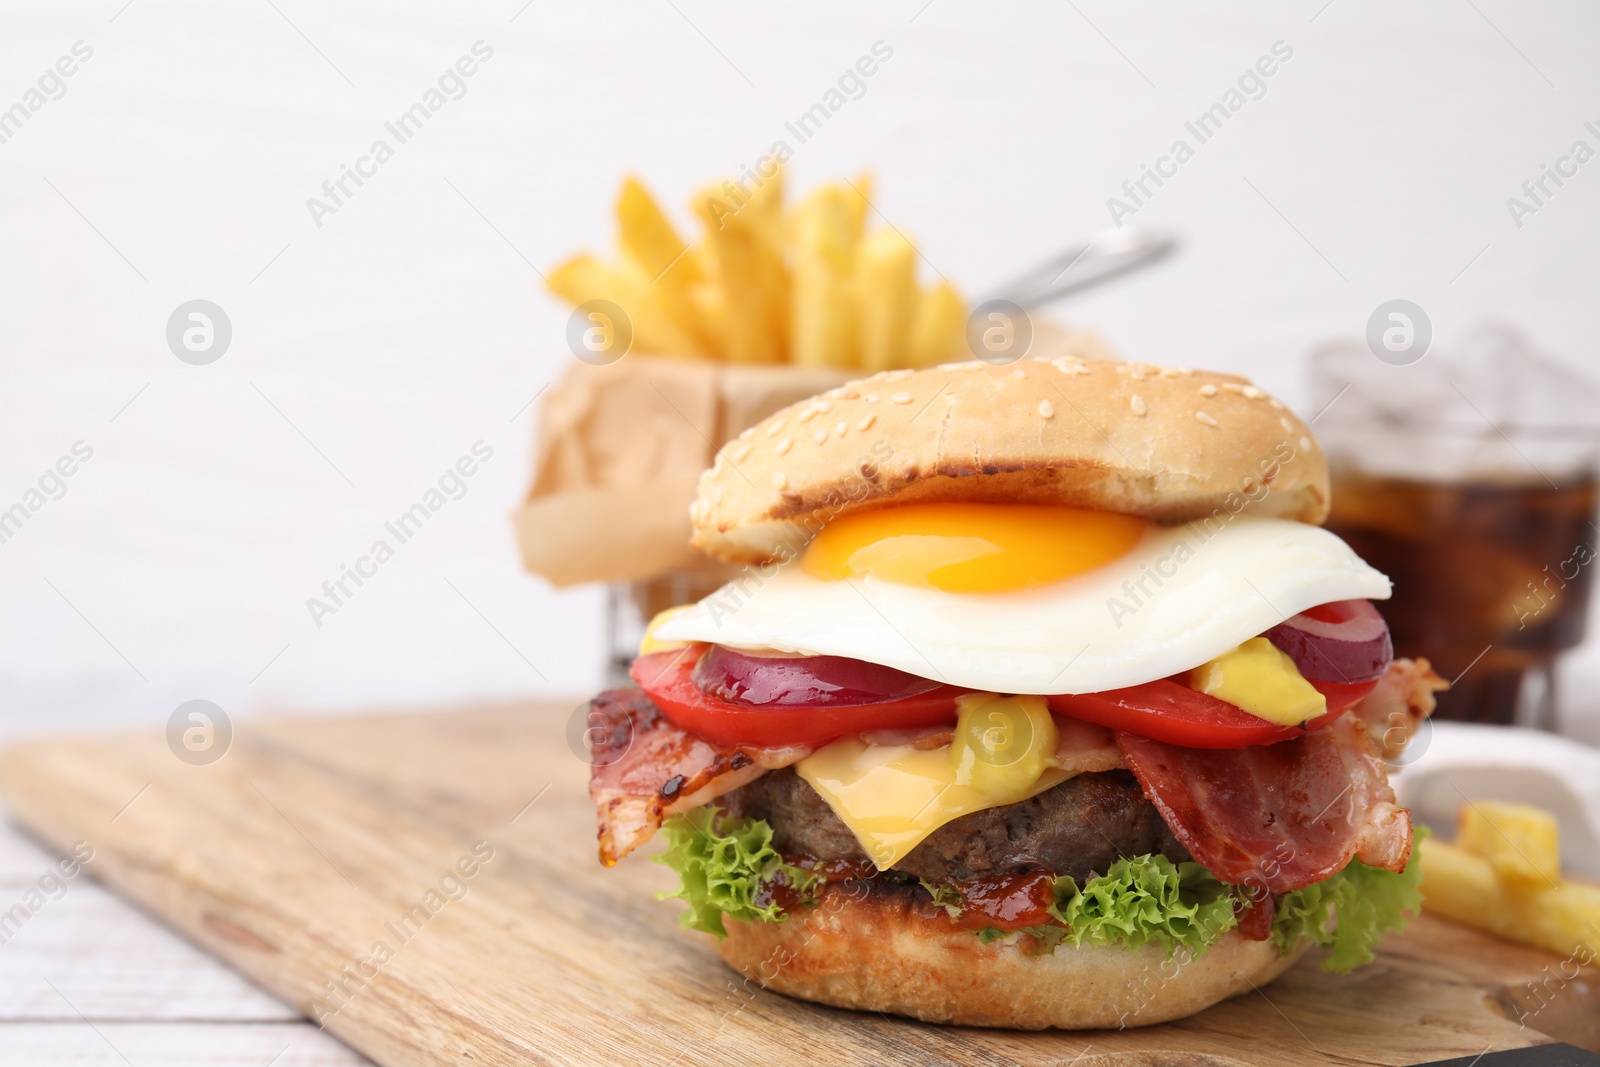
[587,689,814,865]
[1052,715,1125,775]
[1350,657,1447,760]
[1115,710,1413,893]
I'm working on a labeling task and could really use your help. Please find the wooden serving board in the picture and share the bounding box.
[0,702,1592,1067]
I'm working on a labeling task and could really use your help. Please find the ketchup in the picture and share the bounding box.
[945,870,1060,932]
[759,854,880,912]
[763,852,1063,934]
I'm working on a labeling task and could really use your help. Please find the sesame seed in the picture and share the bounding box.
[710,455,724,474]
[797,406,818,423]
[1130,394,1147,416]
[1129,369,1147,381]
[1011,368,1027,379]
[1268,397,1285,410]
[1196,411,1220,428]
[1222,382,1246,395]
[1280,417,1294,432]
[815,399,832,413]
[814,428,828,444]
[1038,399,1055,419]
[1242,386,1264,399]
[1299,435,1312,450]
[891,392,913,404]
[689,500,704,521]
[840,390,860,400]
[857,413,876,431]
[738,427,755,440]
[1199,384,1219,398]
[731,443,752,462]
[865,393,880,404]
[835,420,848,437]
[771,471,787,489]
[1157,367,1182,378]
[775,436,793,456]
[712,485,725,504]
[767,419,785,436]
[884,369,913,382]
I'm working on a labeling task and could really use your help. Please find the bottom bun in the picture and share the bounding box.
[717,882,1304,1030]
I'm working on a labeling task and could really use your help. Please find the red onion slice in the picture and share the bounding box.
[1263,599,1392,684]
[692,645,943,706]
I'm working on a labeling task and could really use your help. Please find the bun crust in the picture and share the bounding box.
[690,358,1329,564]
[717,881,1302,1030]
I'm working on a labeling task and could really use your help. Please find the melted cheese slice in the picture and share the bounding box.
[795,738,1071,870]
[1189,636,1327,726]
[794,697,1126,870]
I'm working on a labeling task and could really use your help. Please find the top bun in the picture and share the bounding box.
[690,357,1329,564]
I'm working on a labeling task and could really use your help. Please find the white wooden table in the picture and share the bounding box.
[0,796,367,1065]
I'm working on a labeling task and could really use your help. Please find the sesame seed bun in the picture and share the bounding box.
[716,880,1304,1029]
[690,358,1330,564]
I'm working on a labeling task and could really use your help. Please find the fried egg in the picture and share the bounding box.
[654,503,1391,694]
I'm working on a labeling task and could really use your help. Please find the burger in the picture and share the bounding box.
[585,357,1445,1030]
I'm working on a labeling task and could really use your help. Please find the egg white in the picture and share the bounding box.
[654,516,1392,694]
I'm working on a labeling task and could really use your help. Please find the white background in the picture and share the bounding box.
[3,0,1600,741]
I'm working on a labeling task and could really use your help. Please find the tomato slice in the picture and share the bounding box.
[632,646,963,748]
[633,646,1382,750]
[1046,675,1379,749]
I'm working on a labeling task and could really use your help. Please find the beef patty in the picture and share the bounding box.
[719,767,1189,885]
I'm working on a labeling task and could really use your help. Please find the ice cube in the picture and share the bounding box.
[1308,322,1600,483]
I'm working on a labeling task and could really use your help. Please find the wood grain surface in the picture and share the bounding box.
[0,701,1590,1067]
[0,806,367,1063]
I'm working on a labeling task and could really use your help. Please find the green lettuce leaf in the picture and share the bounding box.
[919,878,964,918]
[1049,854,1238,956]
[1271,826,1428,973]
[652,810,818,937]
[651,808,1424,972]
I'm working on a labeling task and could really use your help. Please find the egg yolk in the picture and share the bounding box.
[801,503,1146,593]
[638,605,695,655]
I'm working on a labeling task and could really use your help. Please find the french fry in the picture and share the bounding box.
[546,253,703,358]
[790,188,858,368]
[1420,835,1600,961]
[616,176,702,286]
[1419,836,1506,928]
[907,280,966,368]
[854,227,918,371]
[614,177,715,356]
[686,277,729,362]
[1458,800,1563,888]
[693,175,788,363]
[1538,880,1600,961]
[745,165,787,247]
[842,172,873,243]
[549,168,960,367]
[791,174,873,248]
[546,252,612,308]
